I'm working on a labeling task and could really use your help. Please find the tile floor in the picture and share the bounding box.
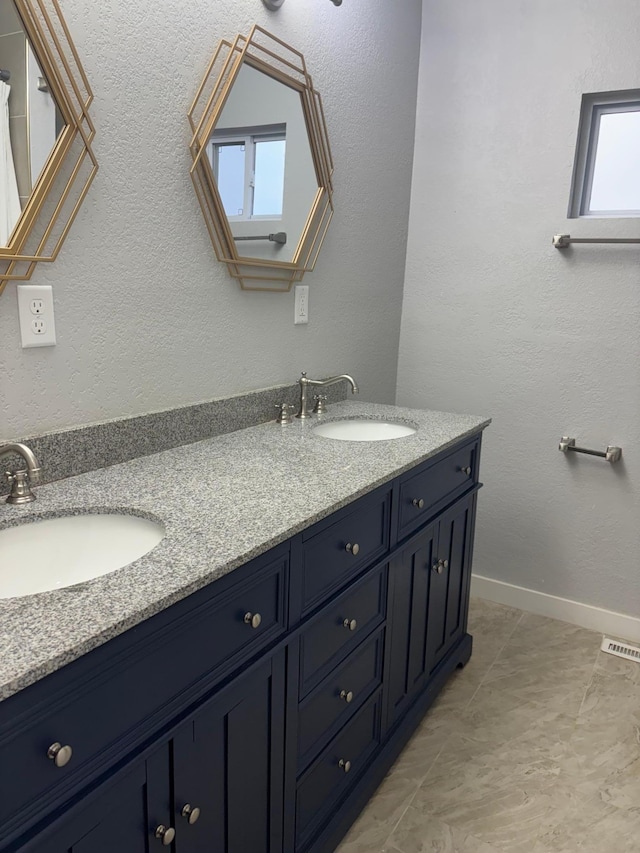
[335,598,640,853]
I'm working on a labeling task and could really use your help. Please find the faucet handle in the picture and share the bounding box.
[313,394,328,415]
[275,403,295,425]
[5,469,37,505]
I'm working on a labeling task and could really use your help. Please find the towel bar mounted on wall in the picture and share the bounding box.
[233,232,287,245]
[553,234,640,249]
[559,436,622,463]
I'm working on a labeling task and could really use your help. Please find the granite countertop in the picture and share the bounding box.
[0,401,490,701]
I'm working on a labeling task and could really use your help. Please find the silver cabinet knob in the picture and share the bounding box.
[443,559,449,569]
[47,742,73,768]
[433,561,444,575]
[412,498,425,509]
[459,466,472,475]
[339,689,354,703]
[345,542,360,556]
[244,612,262,629]
[342,618,357,631]
[338,758,352,773]
[155,825,175,846]
[181,804,201,825]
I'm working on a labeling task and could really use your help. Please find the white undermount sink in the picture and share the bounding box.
[0,513,165,599]
[313,419,417,442]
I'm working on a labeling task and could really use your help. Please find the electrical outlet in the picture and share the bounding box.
[294,285,309,325]
[17,284,56,347]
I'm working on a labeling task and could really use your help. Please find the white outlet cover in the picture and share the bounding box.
[17,284,57,347]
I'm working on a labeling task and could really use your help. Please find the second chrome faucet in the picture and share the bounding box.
[296,372,358,419]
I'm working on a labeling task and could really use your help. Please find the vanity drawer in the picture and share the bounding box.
[296,691,382,848]
[0,553,288,833]
[297,629,384,773]
[300,485,391,615]
[398,438,479,539]
[299,564,387,698]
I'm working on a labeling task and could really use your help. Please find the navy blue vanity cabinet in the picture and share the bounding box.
[13,650,286,853]
[3,431,485,853]
[17,746,172,853]
[385,490,478,730]
[171,650,286,853]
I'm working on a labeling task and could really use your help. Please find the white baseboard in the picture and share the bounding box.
[471,574,640,644]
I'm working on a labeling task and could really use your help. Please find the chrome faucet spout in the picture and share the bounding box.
[0,442,42,504]
[296,372,359,419]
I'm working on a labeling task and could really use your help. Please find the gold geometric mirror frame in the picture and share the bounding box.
[0,0,97,297]
[188,26,333,292]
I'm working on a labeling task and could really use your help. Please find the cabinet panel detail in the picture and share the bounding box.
[398,439,478,539]
[300,487,391,615]
[297,629,384,773]
[295,692,382,849]
[299,565,387,698]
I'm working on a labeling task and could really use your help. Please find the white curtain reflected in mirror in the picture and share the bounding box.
[0,0,65,247]
[0,79,21,244]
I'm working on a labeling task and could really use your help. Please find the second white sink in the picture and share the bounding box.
[313,419,417,442]
[0,513,165,599]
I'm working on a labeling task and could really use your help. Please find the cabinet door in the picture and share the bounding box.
[385,521,438,729]
[425,493,475,678]
[23,747,171,853]
[172,650,286,853]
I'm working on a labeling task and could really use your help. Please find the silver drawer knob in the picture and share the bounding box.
[345,542,360,556]
[155,825,175,846]
[244,612,262,629]
[460,466,472,475]
[412,498,425,509]
[338,758,352,773]
[181,803,201,825]
[433,561,444,574]
[47,742,73,768]
[342,618,357,631]
[339,689,354,703]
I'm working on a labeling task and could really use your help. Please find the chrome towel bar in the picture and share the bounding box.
[559,436,622,463]
[234,232,287,245]
[553,234,640,249]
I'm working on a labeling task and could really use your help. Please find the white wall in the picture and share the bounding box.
[398,0,640,618]
[1,0,422,438]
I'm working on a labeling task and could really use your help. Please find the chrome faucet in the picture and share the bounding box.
[296,372,359,419]
[1,442,42,504]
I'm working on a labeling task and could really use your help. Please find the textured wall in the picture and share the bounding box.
[1,0,422,438]
[398,0,640,616]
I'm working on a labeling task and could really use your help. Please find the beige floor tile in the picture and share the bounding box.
[389,808,500,852]
[335,601,640,853]
[335,773,418,853]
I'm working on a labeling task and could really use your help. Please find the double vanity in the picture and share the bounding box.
[0,400,489,853]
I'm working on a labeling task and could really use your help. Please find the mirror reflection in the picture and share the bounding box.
[0,0,65,246]
[208,62,318,264]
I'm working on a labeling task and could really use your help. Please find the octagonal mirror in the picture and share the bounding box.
[189,26,333,292]
[0,0,97,296]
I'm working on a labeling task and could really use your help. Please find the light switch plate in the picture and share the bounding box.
[294,285,309,325]
[17,284,57,347]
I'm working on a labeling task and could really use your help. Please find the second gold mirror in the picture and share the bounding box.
[189,26,333,292]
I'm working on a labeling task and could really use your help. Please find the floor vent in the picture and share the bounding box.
[601,637,640,663]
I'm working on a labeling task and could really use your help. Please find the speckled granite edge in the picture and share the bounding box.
[0,380,349,494]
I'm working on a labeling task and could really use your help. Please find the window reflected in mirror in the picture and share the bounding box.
[211,125,286,219]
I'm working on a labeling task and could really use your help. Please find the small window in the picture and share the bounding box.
[209,124,286,220]
[568,90,640,218]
